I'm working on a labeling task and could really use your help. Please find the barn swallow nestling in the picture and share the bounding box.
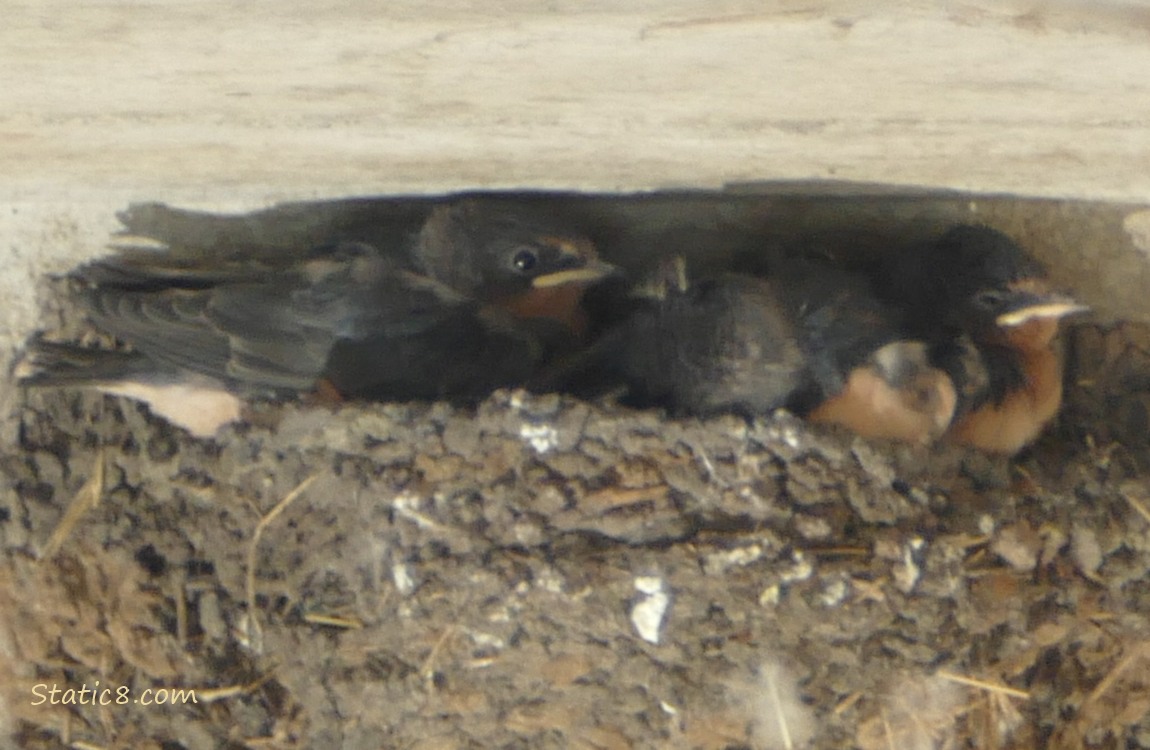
[878,224,1088,455]
[772,260,958,445]
[91,199,614,340]
[554,270,808,416]
[543,257,957,445]
[18,202,616,438]
[413,200,615,338]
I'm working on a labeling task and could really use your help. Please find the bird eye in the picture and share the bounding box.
[511,249,538,273]
[974,290,1007,309]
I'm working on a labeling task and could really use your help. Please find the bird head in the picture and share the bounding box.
[932,225,1088,349]
[416,200,617,302]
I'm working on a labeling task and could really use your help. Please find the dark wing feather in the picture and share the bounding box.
[81,242,549,399]
[80,254,280,290]
[203,251,478,390]
[83,284,244,383]
[771,259,901,402]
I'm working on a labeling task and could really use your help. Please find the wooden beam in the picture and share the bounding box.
[4,1,1150,203]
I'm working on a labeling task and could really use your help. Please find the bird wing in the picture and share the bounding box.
[82,243,506,393]
[772,260,901,400]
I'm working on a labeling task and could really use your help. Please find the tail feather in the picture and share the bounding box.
[15,336,243,438]
[14,337,157,387]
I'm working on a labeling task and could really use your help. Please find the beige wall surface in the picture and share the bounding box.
[4,0,1150,428]
[5,0,1150,203]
